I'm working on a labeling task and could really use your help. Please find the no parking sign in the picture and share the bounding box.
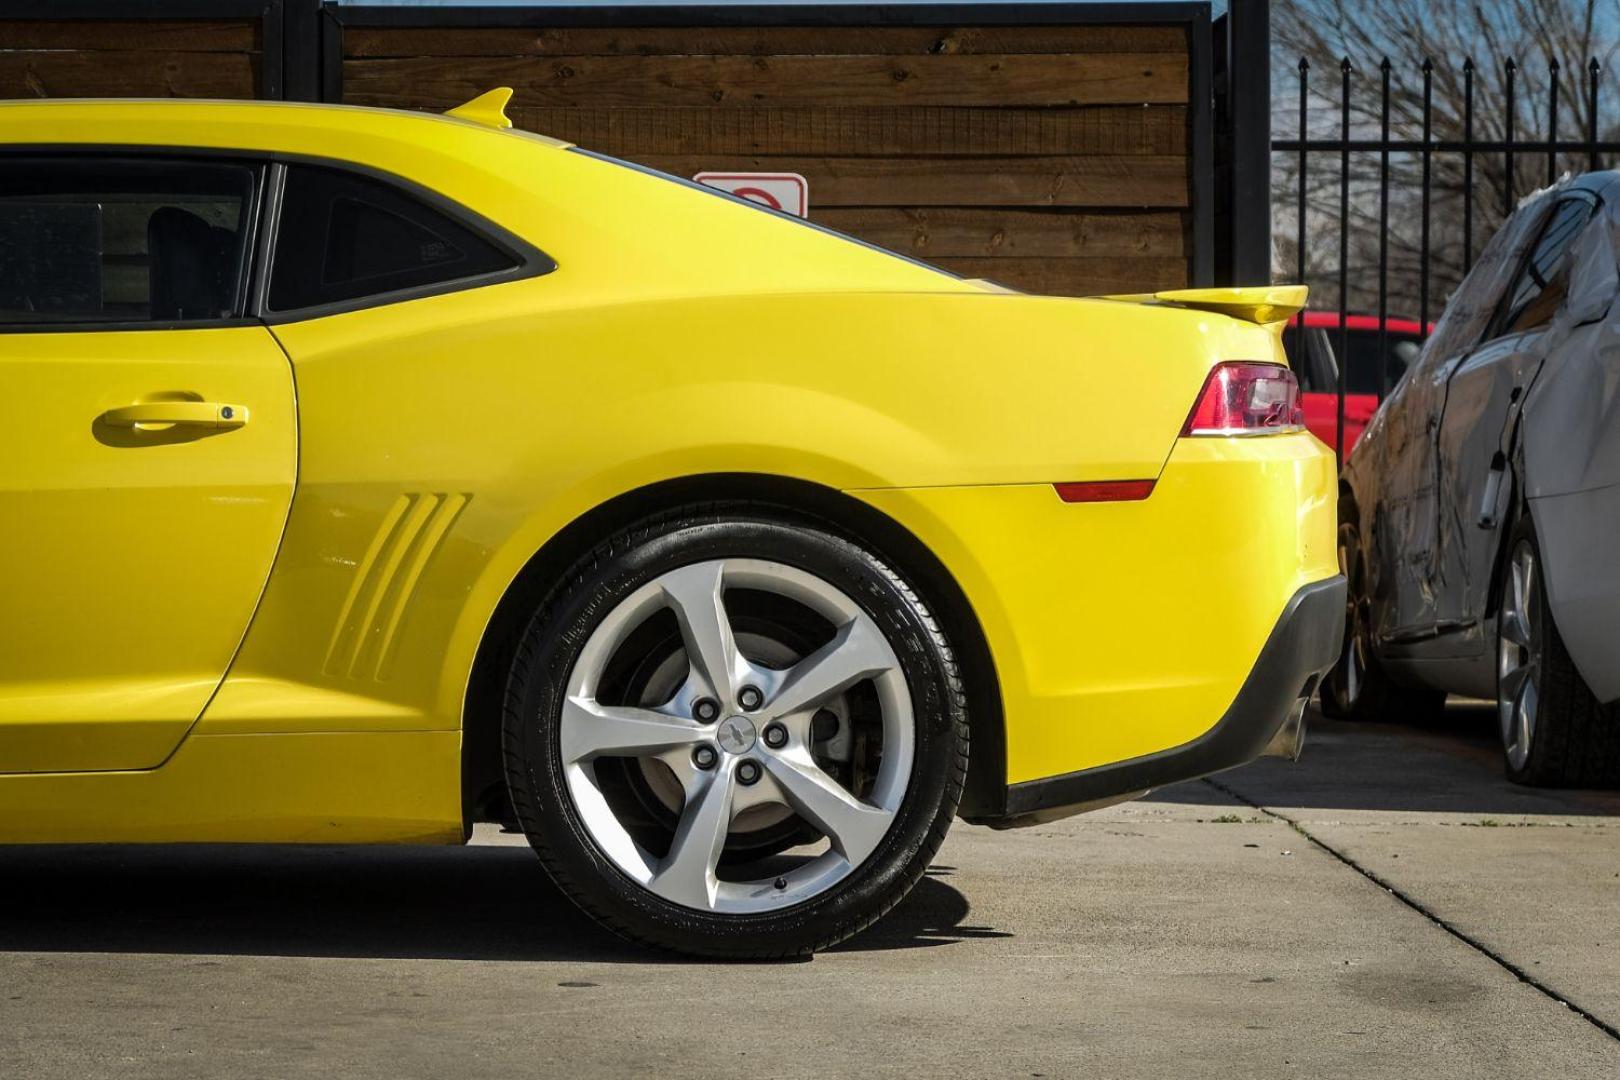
[693,172,809,218]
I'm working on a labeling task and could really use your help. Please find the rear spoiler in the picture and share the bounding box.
[1098,285,1308,329]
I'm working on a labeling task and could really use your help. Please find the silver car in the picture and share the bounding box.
[1326,172,1620,786]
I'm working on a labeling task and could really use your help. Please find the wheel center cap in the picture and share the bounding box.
[716,715,757,754]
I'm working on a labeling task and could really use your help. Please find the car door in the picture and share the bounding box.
[0,154,295,773]
[1362,202,1544,642]
[1433,191,1600,632]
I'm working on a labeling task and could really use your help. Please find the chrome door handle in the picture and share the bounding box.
[100,401,249,429]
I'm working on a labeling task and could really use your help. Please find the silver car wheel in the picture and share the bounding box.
[1498,540,1541,771]
[559,558,914,914]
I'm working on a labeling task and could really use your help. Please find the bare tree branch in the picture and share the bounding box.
[1273,0,1620,314]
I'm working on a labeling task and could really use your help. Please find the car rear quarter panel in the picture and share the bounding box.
[1521,268,1620,703]
[202,282,1281,785]
[859,433,1337,783]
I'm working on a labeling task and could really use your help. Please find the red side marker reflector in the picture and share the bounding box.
[1053,480,1156,503]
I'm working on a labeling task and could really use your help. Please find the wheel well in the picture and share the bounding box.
[461,473,1007,829]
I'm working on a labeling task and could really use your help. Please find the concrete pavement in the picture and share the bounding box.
[2,705,1617,1078]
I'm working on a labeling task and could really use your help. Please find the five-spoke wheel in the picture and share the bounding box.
[1493,517,1620,787]
[502,509,966,956]
[1497,539,1540,773]
[557,558,914,913]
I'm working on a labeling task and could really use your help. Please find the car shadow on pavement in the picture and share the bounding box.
[0,843,997,963]
[1146,703,1620,817]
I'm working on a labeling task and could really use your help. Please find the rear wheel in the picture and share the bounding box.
[502,508,967,957]
[1496,519,1620,787]
[1320,515,1446,722]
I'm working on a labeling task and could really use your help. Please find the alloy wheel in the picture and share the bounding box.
[1498,540,1541,771]
[558,558,914,914]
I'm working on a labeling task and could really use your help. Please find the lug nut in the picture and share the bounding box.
[738,685,764,711]
[692,745,718,770]
[693,697,720,722]
[762,722,788,749]
[736,760,762,785]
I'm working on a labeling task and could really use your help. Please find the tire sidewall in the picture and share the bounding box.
[503,513,962,955]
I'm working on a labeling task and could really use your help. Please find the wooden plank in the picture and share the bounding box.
[814,208,1186,258]
[0,20,258,52]
[515,105,1186,157]
[0,53,257,99]
[634,154,1188,208]
[345,24,1188,58]
[342,52,1188,109]
[926,256,1189,296]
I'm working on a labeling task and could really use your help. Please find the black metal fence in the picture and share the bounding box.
[1273,52,1620,463]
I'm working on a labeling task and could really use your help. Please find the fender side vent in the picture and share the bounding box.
[322,492,471,681]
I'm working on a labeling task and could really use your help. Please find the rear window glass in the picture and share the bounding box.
[1300,327,1425,395]
[268,164,519,312]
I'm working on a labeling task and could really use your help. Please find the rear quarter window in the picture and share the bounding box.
[267,164,525,313]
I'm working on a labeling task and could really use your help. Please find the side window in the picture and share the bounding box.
[0,157,256,326]
[1419,196,1551,366]
[268,165,519,312]
[1299,327,1337,394]
[1488,193,1599,337]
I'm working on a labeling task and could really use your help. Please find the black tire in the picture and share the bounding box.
[1320,510,1447,723]
[1497,517,1620,787]
[501,506,968,958]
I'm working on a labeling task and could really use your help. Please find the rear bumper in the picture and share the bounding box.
[856,433,1340,812]
[986,574,1345,825]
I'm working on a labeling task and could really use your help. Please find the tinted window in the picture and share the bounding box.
[1299,327,1425,395]
[0,158,255,325]
[1420,197,1551,365]
[1489,193,1599,336]
[268,165,517,311]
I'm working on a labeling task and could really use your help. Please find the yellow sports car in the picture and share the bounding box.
[0,90,1342,957]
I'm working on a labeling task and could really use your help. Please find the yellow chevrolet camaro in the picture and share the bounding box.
[0,90,1342,956]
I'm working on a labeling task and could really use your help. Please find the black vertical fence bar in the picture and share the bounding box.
[1420,58,1433,336]
[1504,58,1517,212]
[1268,52,1620,465]
[1548,58,1560,183]
[1377,57,1391,401]
[1464,58,1476,270]
[1295,57,1309,362]
[1337,57,1351,467]
[1590,59,1602,170]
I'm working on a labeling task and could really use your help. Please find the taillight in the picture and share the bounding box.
[1182,362,1305,436]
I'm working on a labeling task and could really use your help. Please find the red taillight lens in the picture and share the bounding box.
[1181,362,1305,436]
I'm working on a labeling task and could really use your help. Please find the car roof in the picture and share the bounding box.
[0,96,574,150]
[1566,170,1620,196]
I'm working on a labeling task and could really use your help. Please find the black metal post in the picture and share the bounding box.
[1377,57,1391,401]
[1420,58,1433,336]
[1504,58,1517,212]
[1464,58,1476,271]
[1224,0,1272,286]
[1337,57,1351,468]
[1548,58,1560,184]
[1590,59,1603,171]
[1296,56,1309,363]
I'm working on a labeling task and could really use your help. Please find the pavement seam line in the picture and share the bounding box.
[1201,776,1620,1044]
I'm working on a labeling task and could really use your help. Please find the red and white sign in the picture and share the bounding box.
[693,172,809,218]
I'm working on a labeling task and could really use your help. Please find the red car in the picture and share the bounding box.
[1287,312,1430,455]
